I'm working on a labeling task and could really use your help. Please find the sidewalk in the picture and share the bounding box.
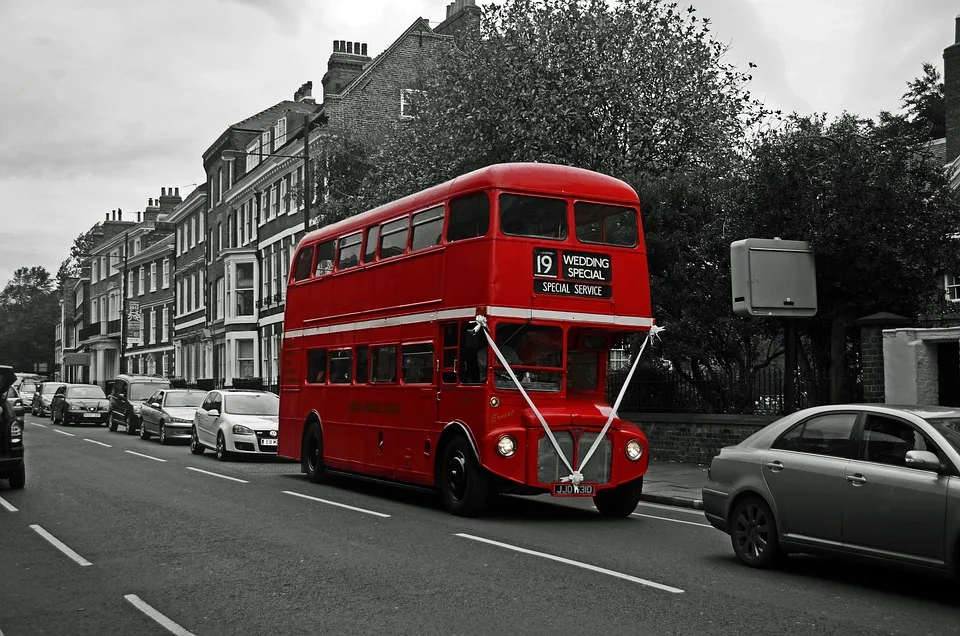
[640,460,709,510]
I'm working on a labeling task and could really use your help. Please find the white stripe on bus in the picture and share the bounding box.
[282,306,653,339]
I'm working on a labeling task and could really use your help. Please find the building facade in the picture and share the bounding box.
[170,185,210,384]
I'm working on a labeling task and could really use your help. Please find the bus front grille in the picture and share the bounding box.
[537,432,574,484]
[578,432,612,484]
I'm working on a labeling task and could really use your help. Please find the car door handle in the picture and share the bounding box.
[846,474,867,485]
[765,461,784,472]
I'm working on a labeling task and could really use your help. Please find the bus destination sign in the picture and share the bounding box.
[533,248,612,299]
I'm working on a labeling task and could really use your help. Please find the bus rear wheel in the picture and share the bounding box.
[440,436,490,517]
[302,422,326,484]
[593,477,644,518]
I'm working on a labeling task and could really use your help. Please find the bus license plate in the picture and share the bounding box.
[551,482,597,497]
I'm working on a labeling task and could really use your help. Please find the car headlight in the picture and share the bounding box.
[232,424,254,435]
[497,434,517,457]
[625,439,643,461]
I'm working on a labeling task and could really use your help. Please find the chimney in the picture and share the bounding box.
[137,211,141,222]
[946,15,960,164]
[294,81,314,103]
[322,40,372,101]
[438,0,479,37]
[117,208,122,221]
[154,185,182,221]
[362,43,367,56]
[347,41,353,54]
[105,212,110,221]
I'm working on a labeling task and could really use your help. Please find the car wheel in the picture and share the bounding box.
[8,463,25,490]
[730,496,783,569]
[126,415,139,436]
[302,421,325,483]
[216,432,230,462]
[108,415,118,432]
[593,477,644,518]
[439,436,490,517]
[139,422,150,440]
[190,427,205,455]
[159,424,168,446]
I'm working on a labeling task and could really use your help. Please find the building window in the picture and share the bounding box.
[280,178,288,215]
[218,167,223,203]
[138,267,145,295]
[235,262,254,317]
[276,117,287,149]
[162,259,170,289]
[134,239,141,254]
[162,352,169,378]
[237,339,254,378]
[216,277,225,320]
[162,306,169,342]
[127,271,134,299]
[198,212,204,243]
[150,262,158,292]
[400,88,424,118]
[151,308,157,344]
[139,310,145,344]
[177,226,184,255]
[947,274,960,302]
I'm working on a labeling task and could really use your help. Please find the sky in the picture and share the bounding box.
[0,0,955,289]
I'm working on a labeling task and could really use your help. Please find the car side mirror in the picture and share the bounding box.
[151,401,160,408]
[905,450,942,472]
[208,409,220,418]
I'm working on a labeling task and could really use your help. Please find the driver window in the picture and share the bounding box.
[859,415,942,469]
[567,350,599,392]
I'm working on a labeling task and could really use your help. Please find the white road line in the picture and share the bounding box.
[54,429,75,437]
[125,450,166,463]
[632,512,711,528]
[638,501,706,515]
[0,495,18,512]
[186,467,249,483]
[456,533,684,593]
[30,525,91,567]
[282,490,391,518]
[83,438,112,448]
[124,594,196,636]
[29,422,47,428]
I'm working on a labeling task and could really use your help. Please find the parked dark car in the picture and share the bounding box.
[139,388,207,444]
[109,374,171,435]
[51,384,111,426]
[1,366,25,489]
[7,387,25,423]
[31,381,65,417]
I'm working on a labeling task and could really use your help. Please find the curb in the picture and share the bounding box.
[640,493,704,510]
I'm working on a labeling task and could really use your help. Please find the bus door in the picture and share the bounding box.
[278,341,302,459]
[437,321,488,451]
[393,341,437,482]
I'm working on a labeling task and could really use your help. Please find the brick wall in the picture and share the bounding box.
[860,326,885,402]
[623,412,778,465]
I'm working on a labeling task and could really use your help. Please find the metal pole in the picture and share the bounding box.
[783,318,797,414]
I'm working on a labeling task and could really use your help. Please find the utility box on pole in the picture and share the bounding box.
[731,238,817,318]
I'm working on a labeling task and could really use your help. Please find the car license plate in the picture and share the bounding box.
[260,438,278,446]
[84,413,100,418]
[551,482,597,497]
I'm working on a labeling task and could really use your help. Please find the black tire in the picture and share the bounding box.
[593,477,644,518]
[125,415,139,436]
[139,422,150,440]
[216,432,230,462]
[190,427,205,455]
[302,421,326,484]
[730,496,783,569]
[109,414,118,432]
[7,463,25,490]
[159,424,168,446]
[439,436,490,517]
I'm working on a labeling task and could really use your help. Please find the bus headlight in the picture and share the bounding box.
[625,439,643,461]
[497,435,517,457]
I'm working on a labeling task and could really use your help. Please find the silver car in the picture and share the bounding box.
[703,403,960,576]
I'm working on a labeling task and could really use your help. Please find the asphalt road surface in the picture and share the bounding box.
[3,413,960,636]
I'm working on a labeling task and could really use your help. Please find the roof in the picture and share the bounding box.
[202,100,320,163]
[299,162,640,247]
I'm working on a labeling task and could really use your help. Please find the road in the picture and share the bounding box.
[2,413,960,635]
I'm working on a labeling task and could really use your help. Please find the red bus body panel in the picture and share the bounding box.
[278,163,652,494]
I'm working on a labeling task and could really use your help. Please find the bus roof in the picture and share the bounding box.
[300,162,639,247]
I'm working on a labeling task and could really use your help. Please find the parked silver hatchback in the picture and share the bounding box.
[703,404,960,576]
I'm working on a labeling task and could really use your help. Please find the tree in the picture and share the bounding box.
[0,266,59,372]
[901,62,945,141]
[740,112,960,401]
[57,227,98,289]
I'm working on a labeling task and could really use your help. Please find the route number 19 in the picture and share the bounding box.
[533,248,559,278]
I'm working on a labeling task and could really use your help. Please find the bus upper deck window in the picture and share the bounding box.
[447,192,490,242]
[338,232,362,270]
[411,206,444,251]
[379,217,409,260]
[293,245,315,282]
[499,194,568,240]
[363,226,379,263]
[574,202,638,247]
[314,240,336,277]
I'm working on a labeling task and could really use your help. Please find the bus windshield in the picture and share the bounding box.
[489,323,563,392]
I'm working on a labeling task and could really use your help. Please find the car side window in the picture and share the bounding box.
[771,413,858,458]
[212,395,223,413]
[859,415,943,469]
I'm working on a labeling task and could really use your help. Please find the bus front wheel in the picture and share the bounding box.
[440,436,490,517]
[593,477,644,518]
[302,421,326,484]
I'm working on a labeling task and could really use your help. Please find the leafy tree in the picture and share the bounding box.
[0,266,59,372]
[740,112,960,401]
[901,62,945,141]
[57,227,98,289]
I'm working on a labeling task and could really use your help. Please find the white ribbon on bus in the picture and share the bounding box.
[469,315,664,485]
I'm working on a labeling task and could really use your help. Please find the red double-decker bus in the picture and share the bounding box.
[278,162,655,517]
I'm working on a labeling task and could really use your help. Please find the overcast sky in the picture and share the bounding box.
[0,0,955,289]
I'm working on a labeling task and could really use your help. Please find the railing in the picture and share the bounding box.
[78,323,102,342]
[107,319,121,335]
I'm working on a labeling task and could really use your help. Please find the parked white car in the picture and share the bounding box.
[189,389,279,461]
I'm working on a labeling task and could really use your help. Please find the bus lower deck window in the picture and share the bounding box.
[371,346,398,383]
[307,349,327,383]
[401,344,434,384]
[330,349,353,384]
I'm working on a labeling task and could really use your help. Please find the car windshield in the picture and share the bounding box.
[924,417,960,454]
[42,384,64,395]
[68,386,106,399]
[224,394,279,416]
[21,382,39,393]
[131,382,167,401]
[165,391,206,408]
